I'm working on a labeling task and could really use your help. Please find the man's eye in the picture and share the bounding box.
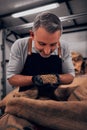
[39,42,45,46]
[50,44,55,47]
[50,43,57,47]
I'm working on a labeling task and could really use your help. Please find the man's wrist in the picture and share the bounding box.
[56,74,61,85]
[32,75,43,86]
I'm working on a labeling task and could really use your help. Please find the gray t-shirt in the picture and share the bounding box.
[7,37,75,79]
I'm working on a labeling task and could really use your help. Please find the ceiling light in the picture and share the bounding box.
[12,3,59,18]
[9,22,34,30]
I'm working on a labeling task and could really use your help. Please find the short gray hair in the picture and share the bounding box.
[33,12,63,33]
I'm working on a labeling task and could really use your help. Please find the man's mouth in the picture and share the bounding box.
[35,48,52,58]
[40,53,51,58]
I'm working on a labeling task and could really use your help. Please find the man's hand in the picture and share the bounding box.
[32,74,61,88]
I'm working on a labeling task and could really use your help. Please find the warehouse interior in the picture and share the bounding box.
[0,0,87,126]
[0,0,87,102]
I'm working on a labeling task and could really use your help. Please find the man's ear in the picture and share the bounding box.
[29,30,34,39]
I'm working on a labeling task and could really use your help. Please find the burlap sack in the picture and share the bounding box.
[67,75,87,101]
[0,75,87,130]
[0,113,35,130]
[5,97,87,130]
[0,86,38,110]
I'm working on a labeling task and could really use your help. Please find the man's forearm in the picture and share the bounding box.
[59,74,74,84]
[8,74,74,87]
[8,75,33,87]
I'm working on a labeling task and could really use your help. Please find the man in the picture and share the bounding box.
[0,12,78,130]
[7,12,75,92]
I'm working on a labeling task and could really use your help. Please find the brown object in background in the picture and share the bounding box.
[84,59,87,74]
[71,52,84,75]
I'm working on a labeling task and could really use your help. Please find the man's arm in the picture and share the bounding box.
[60,42,75,84]
[8,75,33,87]
[7,39,30,87]
[8,73,74,87]
[59,74,74,85]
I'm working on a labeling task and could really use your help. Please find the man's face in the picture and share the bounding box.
[32,27,61,58]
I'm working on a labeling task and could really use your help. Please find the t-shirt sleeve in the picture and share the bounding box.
[7,39,23,79]
[62,42,75,77]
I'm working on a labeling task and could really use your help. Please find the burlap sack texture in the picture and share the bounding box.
[0,113,35,130]
[0,75,87,130]
[4,97,87,130]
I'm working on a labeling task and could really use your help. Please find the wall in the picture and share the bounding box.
[61,31,87,57]
[5,35,16,94]
[0,30,2,100]
[0,30,2,115]
[0,30,17,100]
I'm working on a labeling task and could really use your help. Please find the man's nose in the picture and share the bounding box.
[44,46,51,54]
